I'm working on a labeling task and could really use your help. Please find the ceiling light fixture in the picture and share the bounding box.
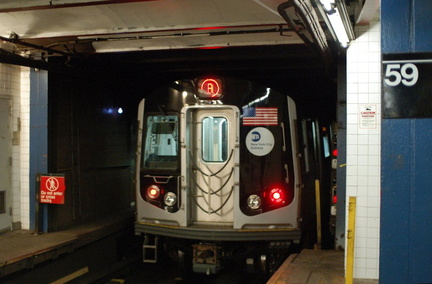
[317,0,355,48]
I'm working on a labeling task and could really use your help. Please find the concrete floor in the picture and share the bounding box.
[267,249,379,284]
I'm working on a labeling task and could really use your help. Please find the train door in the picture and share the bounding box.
[0,97,12,232]
[182,106,239,225]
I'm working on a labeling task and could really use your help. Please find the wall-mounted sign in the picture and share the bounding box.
[383,53,432,118]
[360,105,377,129]
[39,174,66,204]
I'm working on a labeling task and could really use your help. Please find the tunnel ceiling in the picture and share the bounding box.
[0,0,380,119]
[0,0,378,73]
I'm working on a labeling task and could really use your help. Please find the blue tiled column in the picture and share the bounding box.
[29,68,48,232]
[381,1,432,283]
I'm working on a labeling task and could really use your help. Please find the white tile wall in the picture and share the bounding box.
[0,61,30,230]
[0,62,31,230]
[20,67,30,230]
[0,63,18,228]
[346,15,381,280]
[0,63,39,232]
[10,65,21,227]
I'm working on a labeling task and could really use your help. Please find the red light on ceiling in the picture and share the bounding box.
[197,77,222,99]
[269,188,285,204]
[194,26,226,31]
[198,46,225,50]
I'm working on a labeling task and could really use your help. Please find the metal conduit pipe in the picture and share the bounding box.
[277,1,314,48]
[0,34,71,57]
[278,0,334,72]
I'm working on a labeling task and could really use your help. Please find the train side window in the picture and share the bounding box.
[143,115,179,170]
[202,116,228,162]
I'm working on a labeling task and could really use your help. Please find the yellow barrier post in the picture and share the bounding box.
[346,196,356,284]
[315,179,322,250]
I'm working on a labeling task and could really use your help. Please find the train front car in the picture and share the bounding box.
[135,77,301,276]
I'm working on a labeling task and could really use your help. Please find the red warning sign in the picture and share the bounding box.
[39,175,66,204]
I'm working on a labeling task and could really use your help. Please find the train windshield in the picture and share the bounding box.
[142,115,179,170]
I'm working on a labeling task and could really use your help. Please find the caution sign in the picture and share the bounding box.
[359,105,377,129]
[39,175,66,204]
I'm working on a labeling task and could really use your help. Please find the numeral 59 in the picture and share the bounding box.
[384,63,418,87]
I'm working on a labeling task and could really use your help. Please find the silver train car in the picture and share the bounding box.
[135,76,302,275]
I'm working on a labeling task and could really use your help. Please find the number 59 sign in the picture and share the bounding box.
[384,63,419,87]
[383,53,432,118]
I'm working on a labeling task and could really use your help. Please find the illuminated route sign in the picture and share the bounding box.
[197,77,223,99]
[39,174,66,204]
[383,53,432,118]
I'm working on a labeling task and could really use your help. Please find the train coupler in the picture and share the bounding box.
[192,243,220,275]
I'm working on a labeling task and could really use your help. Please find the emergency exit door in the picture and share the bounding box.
[183,106,239,225]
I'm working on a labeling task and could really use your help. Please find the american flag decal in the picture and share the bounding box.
[242,107,278,126]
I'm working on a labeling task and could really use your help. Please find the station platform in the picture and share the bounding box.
[0,211,134,278]
[267,249,378,284]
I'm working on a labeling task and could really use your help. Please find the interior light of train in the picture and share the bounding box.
[269,188,285,204]
[247,194,262,210]
[197,77,222,99]
[164,192,177,206]
[147,185,161,199]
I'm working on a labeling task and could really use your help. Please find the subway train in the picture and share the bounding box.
[298,118,338,250]
[134,76,333,276]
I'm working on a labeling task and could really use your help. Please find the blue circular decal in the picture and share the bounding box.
[251,131,261,142]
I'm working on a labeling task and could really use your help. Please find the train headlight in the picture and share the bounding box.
[146,185,161,200]
[164,192,177,206]
[247,194,262,210]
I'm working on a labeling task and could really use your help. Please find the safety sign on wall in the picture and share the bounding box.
[39,174,66,204]
[359,105,377,129]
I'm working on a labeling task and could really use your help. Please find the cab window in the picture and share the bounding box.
[143,115,178,170]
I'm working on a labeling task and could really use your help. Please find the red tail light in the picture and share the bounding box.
[147,185,161,199]
[269,188,285,204]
